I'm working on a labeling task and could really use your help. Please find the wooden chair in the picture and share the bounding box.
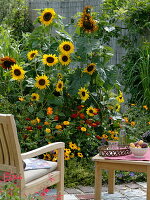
[0,114,65,199]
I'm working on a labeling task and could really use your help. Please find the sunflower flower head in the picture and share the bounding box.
[11,64,25,81]
[83,63,96,75]
[59,41,74,54]
[116,92,124,103]
[59,54,71,65]
[31,93,40,101]
[56,80,64,92]
[42,54,58,66]
[86,106,98,116]
[39,8,56,26]
[27,50,38,60]
[78,87,89,101]
[35,74,50,90]
[0,56,16,70]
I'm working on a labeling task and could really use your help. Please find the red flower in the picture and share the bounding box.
[85,119,92,125]
[95,135,101,140]
[37,125,43,129]
[90,123,98,127]
[26,118,31,121]
[54,115,59,121]
[77,105,84,110]
[26,126,33,131]
[86,133,90,136]
[79,113,85,119]
[77,126,82,130]
[71,113,78,118]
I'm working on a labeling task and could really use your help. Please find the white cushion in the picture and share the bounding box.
[24,161,57,184]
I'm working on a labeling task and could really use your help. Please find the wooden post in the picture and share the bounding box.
[94,162,102,200]
[108,169,115,194]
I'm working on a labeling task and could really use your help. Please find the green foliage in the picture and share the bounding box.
[0,0,34,40]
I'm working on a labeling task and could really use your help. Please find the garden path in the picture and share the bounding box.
[44,182,147,199]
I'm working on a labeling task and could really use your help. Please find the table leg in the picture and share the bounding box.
[95,162,102,200]
[108,169,115,194]
[147,166,150,200]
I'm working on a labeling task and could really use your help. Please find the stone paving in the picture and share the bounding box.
[44,182,147,200]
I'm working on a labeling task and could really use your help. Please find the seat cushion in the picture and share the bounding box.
[24,161,57,184]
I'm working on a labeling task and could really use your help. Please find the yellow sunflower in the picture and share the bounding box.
[78,14,98,33]
[39,8,56,26]
[84,63,96,75]
[57,73,63,79]
[86,106,97,117]
[59,41,74,54]
[42,54,58,66]
[114,104,121,112]
[77,152,83,158]
[83,6,92,14]
[11,64,25,81]
[78,87,89,101]
[59,54,71,65]
[27,50,38,60]
[31,93,40,101]
[35,74,50,90]
[0,56,16,69]
[116,92,124,103]
[56,80,64,92]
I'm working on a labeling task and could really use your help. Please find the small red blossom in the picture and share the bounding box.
[86,133,90,136]
[90,123,98,127]
[71,113,78,118]
[77,126,82,130]
[54,115,59,121]
[79,113,85,119]
[85,119,93,125]
[26,118,31,121]
[26,126,33,131]
[77,105,84,110]
[95,135,101,140]
[37,125,43,129]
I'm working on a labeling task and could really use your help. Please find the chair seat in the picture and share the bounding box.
[24,161,57,184]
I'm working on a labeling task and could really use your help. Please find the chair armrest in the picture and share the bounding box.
[21,142,65,160]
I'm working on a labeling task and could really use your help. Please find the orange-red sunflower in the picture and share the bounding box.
[0,56,16,69]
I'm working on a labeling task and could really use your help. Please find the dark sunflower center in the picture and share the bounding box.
[32,96,36,99]
[47,57,54,63]
[14,69,21,76]
[82,91,86,96]
[87,65,94,72]
[58,83,62,88]
[39,79,46,86]
[4,60,15,69]
[89,109,94,113]
[62,56,68,62]
[31,53,35,58]
[63,44,71,51]
[43,12,52,21]
[119,97,122,99]
[83,21,93,30]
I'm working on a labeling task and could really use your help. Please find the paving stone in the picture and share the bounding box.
[125,183,140,189]
[129,197,146,200]
[76,193,94,200]
[115,184,128,190]
[121,189,146,197]
[77,186,94,193]
[137,182,147,188]
[64,194,79,200]
[65,188,82,194]
[102,191,124,199]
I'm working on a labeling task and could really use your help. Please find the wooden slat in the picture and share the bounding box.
[0,124,9,165]
[0,140,4,164]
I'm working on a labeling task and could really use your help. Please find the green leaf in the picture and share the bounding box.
[36,110,44,118]
[28,106,34,113]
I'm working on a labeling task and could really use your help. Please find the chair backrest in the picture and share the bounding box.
[0,114,24,182]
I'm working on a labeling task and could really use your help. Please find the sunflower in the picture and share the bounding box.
[42,54,58,66]
[59,54,71,66]
[31,93,40,101]
[84,63,96,75]
[57,73,63,79]
[59,41,74,54]
[116,92,124,103]
[0,56,16,69]
[77,152,83,158]
[56,80,64,92]
[78,14,98,33]
[39,8,56,26]
[114,104,121,112]
[35,74,50,89]
[86,106,98,116]
[27,50,38,60]
[78,87,89,101]
[11,64,25,81]
[83,6,92,14]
